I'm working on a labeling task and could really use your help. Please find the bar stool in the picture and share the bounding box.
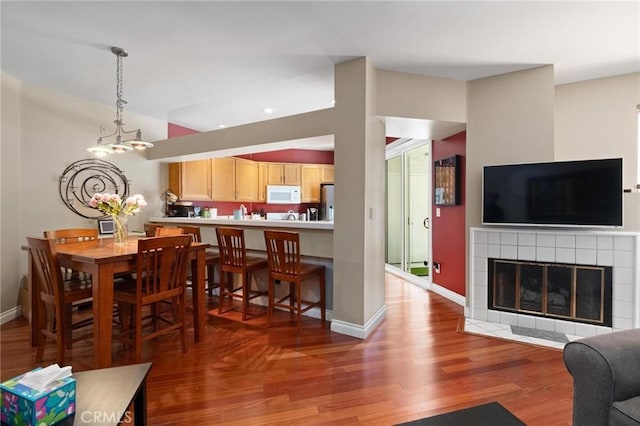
[216,227,268,321]
[155,227,184,236]
[143,223,163,237]
[263,230,326,328]
[178,225,220,295]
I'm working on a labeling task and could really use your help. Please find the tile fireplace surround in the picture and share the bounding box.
[467,227,640,340]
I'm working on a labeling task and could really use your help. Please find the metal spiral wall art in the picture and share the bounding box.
[59,159,131,219]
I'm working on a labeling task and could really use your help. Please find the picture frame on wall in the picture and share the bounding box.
[434,155,461,206]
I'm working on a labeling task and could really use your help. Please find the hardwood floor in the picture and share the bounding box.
[1,274,573,425]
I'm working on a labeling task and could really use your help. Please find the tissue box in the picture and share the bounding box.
[1,368,76,426]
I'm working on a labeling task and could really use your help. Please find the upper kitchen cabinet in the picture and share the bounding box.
[211,157,235,201]
[234,157,258,202]
[211,157,258,202]
[257,163,268,202]
[266,163,301,186]
[320,165,334,184]
[301,164,334,202]
[168,159,212,201]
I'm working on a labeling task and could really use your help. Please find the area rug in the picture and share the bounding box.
[396,402,526,426]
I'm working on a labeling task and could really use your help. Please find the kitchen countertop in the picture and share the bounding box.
[148,216,334,230]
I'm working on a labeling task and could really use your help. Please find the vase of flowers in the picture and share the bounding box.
[89,193,147,244]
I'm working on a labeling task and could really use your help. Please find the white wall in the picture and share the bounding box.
[555,72,640,231]
[1,73,23,314]
[466,66,557,229]
[1,74,167,316]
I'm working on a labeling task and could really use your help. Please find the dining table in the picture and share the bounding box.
[27,236,210,368]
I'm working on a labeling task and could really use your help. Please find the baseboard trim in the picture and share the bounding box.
[330,304,387,339]
[430,282,466,306]
[385,264,465,307]
[1,306,22,325]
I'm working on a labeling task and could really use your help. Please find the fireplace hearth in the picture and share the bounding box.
[488,259,612,327]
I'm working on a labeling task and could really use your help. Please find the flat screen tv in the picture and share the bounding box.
[482,158,623,227]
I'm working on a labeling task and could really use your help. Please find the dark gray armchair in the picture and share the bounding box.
[563,329,640,425]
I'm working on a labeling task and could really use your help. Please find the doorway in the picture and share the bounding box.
[385,139,432,284]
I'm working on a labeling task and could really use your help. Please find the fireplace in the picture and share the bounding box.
[468,228,638,338]
[488,259,612,327]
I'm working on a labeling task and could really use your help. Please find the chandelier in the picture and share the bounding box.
[87,47,153,156]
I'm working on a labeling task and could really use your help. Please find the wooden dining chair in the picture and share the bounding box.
[44,228,99,280]
[178,225,220,295]
[113,235,192,363]
[155,227,184,236]
[143,223,163,237]
[216,227,268,321]
[264,230,326,328]
[26,237,93,364]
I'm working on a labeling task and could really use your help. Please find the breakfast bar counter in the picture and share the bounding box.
[148,216,334,258]
[149,216,334,230]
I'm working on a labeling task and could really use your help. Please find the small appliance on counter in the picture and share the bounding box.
[166,201,195,217]
[307,207,318,221]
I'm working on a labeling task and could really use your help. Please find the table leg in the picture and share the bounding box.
[93,264,115,368]
[133,378,148,426]
[191,250,206,342]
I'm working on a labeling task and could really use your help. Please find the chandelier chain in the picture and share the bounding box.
[115,52,125,125]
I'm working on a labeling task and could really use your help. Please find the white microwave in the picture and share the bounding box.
[266,185,301,204]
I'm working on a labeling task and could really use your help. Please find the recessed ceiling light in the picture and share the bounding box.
[218,124,226,128]
[331,99,336,106]
[263,107,274,114]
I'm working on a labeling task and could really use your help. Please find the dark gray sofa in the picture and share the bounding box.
[563,329,640,425]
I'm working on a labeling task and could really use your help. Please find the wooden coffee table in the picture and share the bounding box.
[59,362,152,425]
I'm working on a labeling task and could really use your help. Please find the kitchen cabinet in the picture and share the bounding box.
[320,165,334,183]
[170,159,331,203]
[211,157,236,201]
[210,157,257,202]
[301,165,321,202]
[301,164,334,202]
[168,159,212,201]
[257,163,268,202]
[234,157,258,202]
[266,163,301,185]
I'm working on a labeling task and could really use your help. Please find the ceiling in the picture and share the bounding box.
[2,1,639,143]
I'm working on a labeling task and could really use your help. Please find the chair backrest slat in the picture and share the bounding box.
[216,227,247,268]
[137,235,191,297]
[264,230,301,277]
[178,225,202,243]
[26,237,64,307]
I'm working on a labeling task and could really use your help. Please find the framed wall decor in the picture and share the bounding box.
[434,155,461,206]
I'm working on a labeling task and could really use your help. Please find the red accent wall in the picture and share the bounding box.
[432,131,466,296]
[168,123,200,138]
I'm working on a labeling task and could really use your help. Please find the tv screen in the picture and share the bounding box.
[482,158,623,227]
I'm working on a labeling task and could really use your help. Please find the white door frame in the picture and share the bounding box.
[385,138,433,287]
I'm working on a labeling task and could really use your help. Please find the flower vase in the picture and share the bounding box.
[112,214,128,245]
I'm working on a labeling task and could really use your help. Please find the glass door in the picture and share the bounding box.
[385,140,431,281]
[406,144,430,277]
[386,156,403,270]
